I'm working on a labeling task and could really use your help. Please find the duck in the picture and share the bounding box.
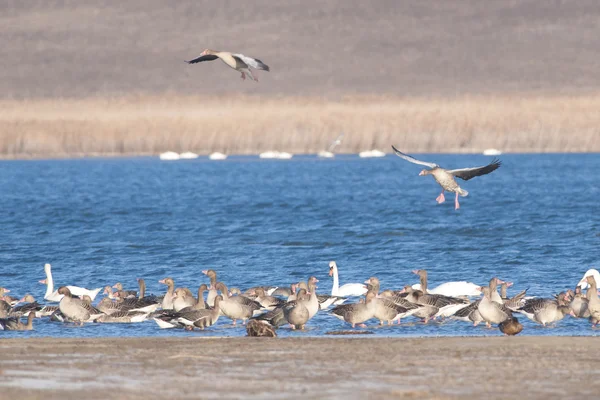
[410,269,481,297]
[40,263,102,302]
[477,286,513,327]
[0,312,36,331]
[515,292,572,326]
[391,146,501,210]
[328,261,367,297]
[186,49,270,82]
[331,292,377,328]
[57,286,103,324]
[499,317,523,336]
[215,282,261,325]
[246,319,277,337]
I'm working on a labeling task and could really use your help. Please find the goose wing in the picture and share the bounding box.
[232,54,270,71]
[447,159,501,181]
[185,54,219,64]
[391,146,438,169]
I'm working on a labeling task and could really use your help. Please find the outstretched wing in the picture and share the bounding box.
[447,159,501,181]
[233,53,270,71]
[185,54,219,64]
[391,145,438,168]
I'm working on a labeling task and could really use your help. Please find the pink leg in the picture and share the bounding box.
[232,319,237,325]
[454,193,460,210]
[240,72,246,80]
[358,323,367,328]
[436,190,445,204]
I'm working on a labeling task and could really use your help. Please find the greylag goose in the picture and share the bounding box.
[112,282,137,299]
[282,290,310,330]
[186,49,270,82]
[215,282,261,325]
[477,287,513,327]
[515,292,572,326]
[568,287,590,318]
[410,270,469,316]
[244,286,278,297]
[270,285,294,297]
[246,319,277,337]
[202,269,219,306]
[0,288,18,306]
[0,295,13,318]
[297,277,320,319]
[40,263,101,302]
[0,312,36,331]
[94,310,149,323]
[392,146,501,209]
[252,287,285,311]
[453,301,484,326]
[172,288,198,312]
[58,287,103,324]
[251,289,307,328]
[329,261,367,297]
[584,276,600,327]
[410,269,480,297]
[159,277,176,310]
[9,294,42,318]
[366,278,421,325]
[298,280,344,310]
[331,292,377,328]
[499,317,523,336]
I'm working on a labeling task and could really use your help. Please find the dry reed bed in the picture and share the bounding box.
[0,94,599,158]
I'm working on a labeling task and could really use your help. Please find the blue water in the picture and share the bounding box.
[0,154,599,338]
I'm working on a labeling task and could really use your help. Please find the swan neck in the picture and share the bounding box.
[45,266,54,298]
[332,268,339,294]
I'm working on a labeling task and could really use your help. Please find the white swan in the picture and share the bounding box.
[329,261,367,297]
[577,268,600,290]
[411,281,481,297]
[39,263,102,302]
[209,152,227,160]
[159,151,180,160]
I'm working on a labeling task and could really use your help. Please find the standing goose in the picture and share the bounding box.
[251,288,307,328]
[328,261,367,297]
[215,282,261,325]
[57,287,102,324]
[516,292,572,326]
[477,287,513,327]
[252,287,285,311]
[112,282,137,299]
[500,282,528,311]
[366,277,421,325]
[282,290,310,330]
[40,263,102,302]
[202,269,219,307]
[391,146,501,210]
[159,278,176,310]
[410,270,469,317]
[331,292,377,328]
[453,278,503,326]
[186,49,270,82]
[568,287,590,318]
[584,276,600,327]
[172,288,198,312]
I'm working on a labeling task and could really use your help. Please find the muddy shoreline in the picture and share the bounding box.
[1,336,598,399]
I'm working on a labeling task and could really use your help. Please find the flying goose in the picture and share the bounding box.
[391,146,501,209]
[186,49,270,82]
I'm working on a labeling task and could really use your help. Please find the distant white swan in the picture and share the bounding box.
[358,149,386,158]
[159,151,180,161]
[40,263,102,302]
[317,151,335,158]
[411,281,481,297]
[318,133,344,158]
[259,151,293,159]
[179,152,199,159]
[483,148,502,156]
[329,261,367,297]
[577,268,600,290]
[209,152,228,160]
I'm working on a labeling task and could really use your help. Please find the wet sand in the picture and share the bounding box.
[1,336,598,399]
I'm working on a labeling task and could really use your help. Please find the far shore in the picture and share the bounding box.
[1,94,599,159]
[1,336,598,399]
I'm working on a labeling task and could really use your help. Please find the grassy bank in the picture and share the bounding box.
[1,94,599,158]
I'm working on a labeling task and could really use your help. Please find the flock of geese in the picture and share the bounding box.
[1,262,600,336]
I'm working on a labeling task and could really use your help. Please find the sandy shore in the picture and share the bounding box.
[0,336,598,399]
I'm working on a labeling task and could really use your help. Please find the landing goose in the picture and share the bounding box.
[186,49,270,82]
[331,292,377,328]
[40,263,101,302]
[0,312,36,331]
[516,292,572,326]
[58,287,103,324]
[215,282,261,325]
[477,287,513,327]
[392,146,501,210]
[328,261,367,297]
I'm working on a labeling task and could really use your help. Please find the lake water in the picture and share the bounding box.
[0,153,598,338]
